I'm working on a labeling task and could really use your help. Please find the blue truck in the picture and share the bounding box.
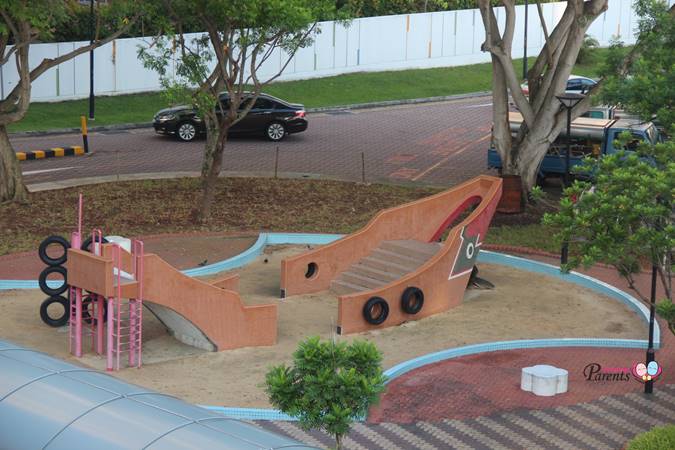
[487,111,661,182]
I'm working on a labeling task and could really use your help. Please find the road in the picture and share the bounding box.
[13,95,495,188]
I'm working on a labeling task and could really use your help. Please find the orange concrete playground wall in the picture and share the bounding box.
[140,255,277,350]
[280,175,502,335]
[67,247,276,351]
[280,176,502,297]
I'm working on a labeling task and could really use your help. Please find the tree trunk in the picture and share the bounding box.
[199,122,228,221]
[0,125,28,203]
[335,433,343,450]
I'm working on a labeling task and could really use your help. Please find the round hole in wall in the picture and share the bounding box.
[305,262,318,279]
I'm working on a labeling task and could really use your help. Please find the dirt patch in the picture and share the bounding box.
[0,246,645,409]
[0,177,440,256]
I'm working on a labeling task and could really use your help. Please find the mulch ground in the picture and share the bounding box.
[0,177,440,257]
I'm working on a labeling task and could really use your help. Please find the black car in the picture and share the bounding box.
[153,93,308,142]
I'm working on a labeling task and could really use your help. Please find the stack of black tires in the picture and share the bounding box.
[38,236,70,327]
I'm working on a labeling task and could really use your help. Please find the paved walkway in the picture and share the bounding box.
[256,384,675,449]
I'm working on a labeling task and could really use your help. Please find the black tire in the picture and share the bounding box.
[265,122,286,142]
[81,236,109,253]
[363,297,389,325]
[176,121,198,142]
[401,286,424,315]
[82,295,107,325]
[40,296,69,327]
[38,235,70,267]
[38,266,68,296]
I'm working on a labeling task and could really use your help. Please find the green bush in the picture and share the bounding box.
[627,425,675,450]
[265,336,386,449]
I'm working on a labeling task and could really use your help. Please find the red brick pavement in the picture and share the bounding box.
[369,250,674,424]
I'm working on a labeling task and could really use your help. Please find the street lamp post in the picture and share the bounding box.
[523,0,529,80]
[645,264,657,394]
[556,93,584,266]
[89,0,95,120]
[556,93,585,188]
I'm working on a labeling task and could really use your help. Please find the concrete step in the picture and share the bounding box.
[330,279,369,296]
[338,270,389,290]
[379,240,441,260]
[359,256,415,276]
[350,263,401,283]
[369,248,426,270]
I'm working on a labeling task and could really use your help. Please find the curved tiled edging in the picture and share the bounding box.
[0,232,345,290]
[0,233,661,421]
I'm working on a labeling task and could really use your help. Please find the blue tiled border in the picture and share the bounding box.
[0,233,661,422]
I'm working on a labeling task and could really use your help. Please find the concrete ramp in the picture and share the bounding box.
[281,175,502,334]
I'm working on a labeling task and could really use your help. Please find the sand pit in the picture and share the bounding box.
[0,245,645,408]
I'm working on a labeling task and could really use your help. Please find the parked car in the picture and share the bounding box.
[520,75,597,96]
[153,93,308,142]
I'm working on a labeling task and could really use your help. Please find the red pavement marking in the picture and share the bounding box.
[385,154,418,164]
[388,167,420,179]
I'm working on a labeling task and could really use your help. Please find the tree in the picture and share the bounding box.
[0,1,144,203]
[139,0,342,220]
[542,138,674,304]
[599,0,675,133]
[265,336,386,449]
[478,0,609,192]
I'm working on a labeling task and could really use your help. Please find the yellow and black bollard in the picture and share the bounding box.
[80,115,90,155]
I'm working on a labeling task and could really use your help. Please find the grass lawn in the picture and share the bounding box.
[10,49,608,133]
[0,177,560,256]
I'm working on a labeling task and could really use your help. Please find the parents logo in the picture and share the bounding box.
[583,363,631,381]
[631,361,662,383]
[583,361,663,383]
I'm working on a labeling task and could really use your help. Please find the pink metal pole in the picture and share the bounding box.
[128,299,136,367]
[78,194,83,238]
[136,240,144,368]
[96,295,104,355]
[106,297,113,370]
[74,287,83,357]
[115,244,121,370]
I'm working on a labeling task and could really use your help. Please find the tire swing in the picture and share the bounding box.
[38,235,70,266]
[38,265,68,296]
[40,296,69,327]
[363,297,389,325]
[401,286,424,315]
[81,236,109,253]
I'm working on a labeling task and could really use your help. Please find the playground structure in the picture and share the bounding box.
[63,196,277,370]
[281,175,502,334]
[56,175,500,367]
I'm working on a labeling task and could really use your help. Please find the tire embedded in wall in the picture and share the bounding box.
[363,297,389,325]
[401,286,424,314]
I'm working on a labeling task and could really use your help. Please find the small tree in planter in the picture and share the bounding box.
[543,136,674,332]
[265,336,386,449]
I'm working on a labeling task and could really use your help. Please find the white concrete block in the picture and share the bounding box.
[521,364,568,397]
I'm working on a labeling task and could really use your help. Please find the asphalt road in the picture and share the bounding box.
[12,95,495,188]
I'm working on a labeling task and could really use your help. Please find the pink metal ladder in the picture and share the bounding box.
[106,240,144,371]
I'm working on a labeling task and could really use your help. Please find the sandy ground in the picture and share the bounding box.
[0,245,645,408]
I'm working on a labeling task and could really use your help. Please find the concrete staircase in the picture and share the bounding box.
[330,240,442,295]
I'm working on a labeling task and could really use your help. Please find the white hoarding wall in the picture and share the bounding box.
[0,0,653,102]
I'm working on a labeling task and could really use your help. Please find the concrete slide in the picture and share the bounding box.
[280,175,503,334]
[67,248,277,351]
